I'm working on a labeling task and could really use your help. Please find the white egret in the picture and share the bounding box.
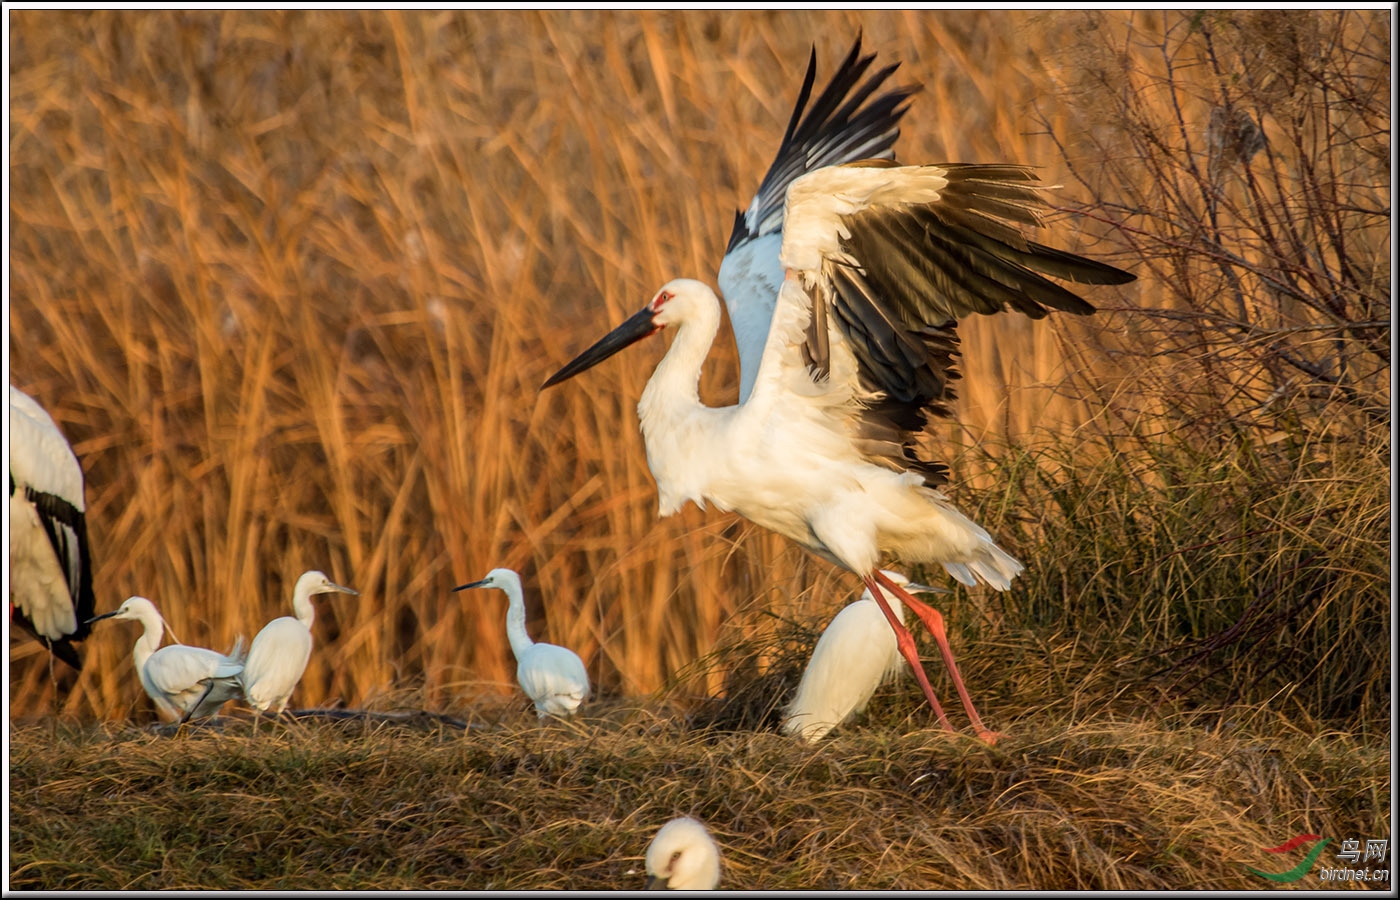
[239,569,359,719]
[644,816,722,890]
[451,568,590,720]
[542,42,1135,743]
[782,570,947,742]
[9,385,97,670]
[85,596,246,723]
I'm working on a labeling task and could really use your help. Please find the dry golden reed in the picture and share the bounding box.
[9,10,1137,717]
[8,10,1387,733]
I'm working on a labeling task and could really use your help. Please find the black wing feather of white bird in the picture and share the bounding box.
[756,161,1136,495]
[8,385,97,671]
[718,34,917,404]
[542,40,1136,743]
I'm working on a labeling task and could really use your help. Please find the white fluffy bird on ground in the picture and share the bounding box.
[542,39,1135,743]
[85,596,246,723]
[782,570,945,742]
[239,569,359,720]
[9,385,97,671]
[451,568,590,720]
[644,816,722,890]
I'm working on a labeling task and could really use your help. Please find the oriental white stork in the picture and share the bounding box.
[542,40,1135,742]
[8,385,97,671]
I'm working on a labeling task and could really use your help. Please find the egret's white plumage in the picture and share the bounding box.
[783,570,950,742]
[644,816,722,890]
[452,568,589,720]
[86,596,245,722]
[9,385,97,670]
[543,41,1135,742]
[239,569,359,715]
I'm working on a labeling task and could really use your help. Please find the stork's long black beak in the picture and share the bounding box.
[542,306,659,389]
[451,579,488,593]
[643,875,667,890]
[84,610,121,626]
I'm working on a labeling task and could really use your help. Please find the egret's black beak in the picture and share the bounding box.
[84,610,120,626]
[542,306,659,389]
[451,579,488,593]
[643,875,667,890]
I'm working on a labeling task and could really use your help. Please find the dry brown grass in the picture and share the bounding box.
[8,712,1391,890]
[7,10,1388,747]
[7,9,1140,716]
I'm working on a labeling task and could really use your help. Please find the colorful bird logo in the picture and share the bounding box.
[1247,834,1330,883]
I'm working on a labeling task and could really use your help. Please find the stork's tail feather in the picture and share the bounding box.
[943,543,1024,592]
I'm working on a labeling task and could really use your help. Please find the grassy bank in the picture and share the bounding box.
[8,711,1390,891]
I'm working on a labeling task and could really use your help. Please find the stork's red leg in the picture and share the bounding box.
[874,569,1001,745]
[864,576,954,734]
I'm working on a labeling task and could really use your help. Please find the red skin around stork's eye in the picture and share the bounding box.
[652,290,674,310]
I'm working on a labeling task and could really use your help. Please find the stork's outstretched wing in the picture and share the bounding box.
[748,162,1136,485]
[718,36,917,403]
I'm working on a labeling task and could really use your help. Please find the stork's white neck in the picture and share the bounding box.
[639,289,721,416]
[636,287,724,517]
[497,572,536,661]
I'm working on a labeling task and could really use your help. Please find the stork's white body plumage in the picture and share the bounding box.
[634,273,1021,590]
[240,569,359,715]
[9,385,97,670]
[452,568,590,720]
[543,40,1134,741]
[86,596,245,722]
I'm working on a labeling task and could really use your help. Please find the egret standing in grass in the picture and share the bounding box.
[542,40,1134,743]
[239,569,359,723]
[783,570,945,742]
[452,568,589,720]
[9,385,97,671]
[86,596,246,723]
[644,816,722,890]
